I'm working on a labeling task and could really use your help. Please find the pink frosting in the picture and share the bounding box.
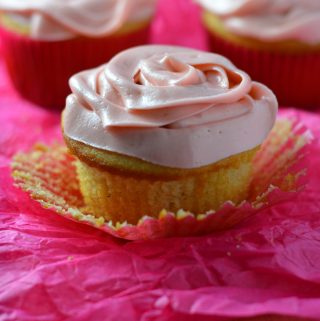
[63,45,278,169]
[196,0,320,44]
[0,0,155,40]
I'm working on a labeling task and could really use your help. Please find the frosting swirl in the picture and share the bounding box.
[196,0,320,44]
[63,45,278,168]
[0,0,155,40]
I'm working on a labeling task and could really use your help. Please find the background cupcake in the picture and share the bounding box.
[0,0,157,109]
[62,45,277,224]
[196,0,320,108]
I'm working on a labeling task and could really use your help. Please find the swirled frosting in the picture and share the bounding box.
[196,0,320,44]
[0,0,155,40]
[63,45,278,169]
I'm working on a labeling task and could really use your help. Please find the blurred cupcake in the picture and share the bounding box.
[196,0,320,108]
[62,45,277,224]
[0,0,156,108]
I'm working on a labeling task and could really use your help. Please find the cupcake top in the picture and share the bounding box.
[0,0,155,40]
[196,0,320,44]
[63,45,278,169]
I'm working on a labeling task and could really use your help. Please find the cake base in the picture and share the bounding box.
[69,138,258,224]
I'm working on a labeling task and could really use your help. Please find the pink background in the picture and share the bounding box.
[1,1,320,320]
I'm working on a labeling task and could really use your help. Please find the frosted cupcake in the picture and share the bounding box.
[0,0,156,108]
[196,0,320,108]
[62,45,278,224]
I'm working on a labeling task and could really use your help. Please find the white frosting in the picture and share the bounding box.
[63,45,278,169]
[0,0,156,40]
[196,0,320,44]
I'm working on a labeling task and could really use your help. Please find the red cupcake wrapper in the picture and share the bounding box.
[206,30,320,109]
[0,24,150,109]
[11,118,312,240]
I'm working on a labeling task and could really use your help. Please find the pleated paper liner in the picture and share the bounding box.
[206,30,320,109]
[11,118,311,240]
[0,22,150,109]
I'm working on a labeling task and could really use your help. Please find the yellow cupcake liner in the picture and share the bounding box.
[11,118,311,240]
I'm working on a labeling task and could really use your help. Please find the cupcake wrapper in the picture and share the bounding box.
[0,25,150,109]
[207,31,320,109]
[11,118,312,240]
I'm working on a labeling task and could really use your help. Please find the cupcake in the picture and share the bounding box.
[196,0,320,108]
[0,0,156,109]
[62,45,278,224]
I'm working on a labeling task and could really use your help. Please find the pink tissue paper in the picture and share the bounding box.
[1,0,320,320]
